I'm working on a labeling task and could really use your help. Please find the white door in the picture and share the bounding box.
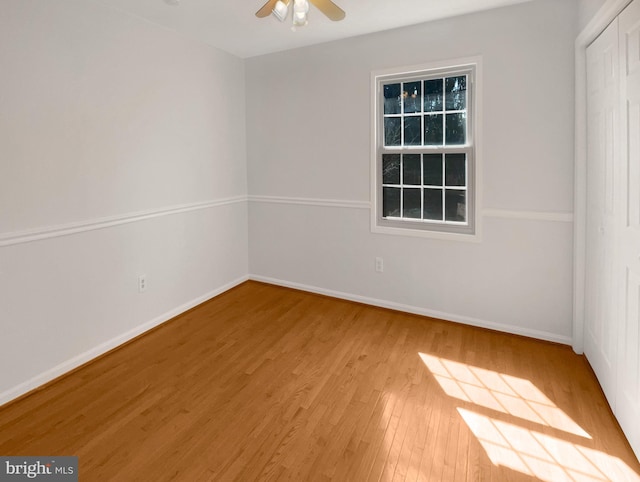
[585,17,620,407]
[616,0,640,459]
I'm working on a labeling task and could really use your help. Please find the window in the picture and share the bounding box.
[372,59,479,238]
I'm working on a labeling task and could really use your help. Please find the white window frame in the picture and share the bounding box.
[371,57,482,242]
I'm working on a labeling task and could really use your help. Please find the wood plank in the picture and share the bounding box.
[0,281,638,481]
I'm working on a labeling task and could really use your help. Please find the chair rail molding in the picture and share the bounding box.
[0,196,248,247]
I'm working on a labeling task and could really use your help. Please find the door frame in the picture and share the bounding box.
[574,0,634,354]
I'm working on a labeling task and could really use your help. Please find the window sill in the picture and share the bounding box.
[371,223,482,243]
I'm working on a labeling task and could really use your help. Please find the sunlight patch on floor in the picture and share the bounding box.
[418,353,640,481]
[458,408,640,482]
[418,352,591,438]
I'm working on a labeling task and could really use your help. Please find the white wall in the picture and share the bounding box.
[247,0,577,343]
[0,0,248,403]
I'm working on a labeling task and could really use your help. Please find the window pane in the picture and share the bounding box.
[403,81,422,114]
[424,79,443,112]
[445,153,466,186]
[445,190,466,222]
[423,154,443,186]
[383,187,401,218]
[423,189,443,220]
[404,116,421,146]
[403,154,421,185]
[445,76,466,111]
[384,83,401,114]
[403,188,421,219]
[382,154,400,185]
[384,117,401,146]
[424,114,443,145]
[445,113,466,145]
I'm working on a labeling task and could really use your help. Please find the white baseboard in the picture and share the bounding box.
[250,274,573,346]
[0,275,249,407]
[0,273,572,407]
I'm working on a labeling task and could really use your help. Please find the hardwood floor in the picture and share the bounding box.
[1,281,639,481]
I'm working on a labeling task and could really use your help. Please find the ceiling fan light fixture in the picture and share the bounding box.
[292,14,308,27]
[292,11,307,24]
[257,0,344,25]
[292,0,309,26]
[293,0,309,14]
[272,0,289,22]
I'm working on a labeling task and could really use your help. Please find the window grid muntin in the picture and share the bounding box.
[382,152,468,224]
[382,74,469,149]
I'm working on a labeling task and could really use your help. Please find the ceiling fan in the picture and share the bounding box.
[256,0,345,27]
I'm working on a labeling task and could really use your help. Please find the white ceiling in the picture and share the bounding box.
[94,0,533,58]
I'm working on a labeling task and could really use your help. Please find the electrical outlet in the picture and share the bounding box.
[375,257,384,273]
[138,275,147,293]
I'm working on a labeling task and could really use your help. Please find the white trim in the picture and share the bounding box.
[249,196,570,224]
[370,56,485,82]
[248,195,370,210]
[577,0,634,46]
[371,223,483,242]
[483,209,574,223]
[0,196,248,248]
[574,0,634,355]
[250,275,573,346]
[0,275,249,407]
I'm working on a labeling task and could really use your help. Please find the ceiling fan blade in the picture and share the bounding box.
[255,0,279,18]
[308,0,346,21]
